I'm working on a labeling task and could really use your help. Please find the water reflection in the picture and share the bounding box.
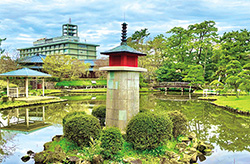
[0,93,249,164]
[0,107,49,132]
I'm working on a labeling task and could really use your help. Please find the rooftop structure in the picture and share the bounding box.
[18,20,99,60]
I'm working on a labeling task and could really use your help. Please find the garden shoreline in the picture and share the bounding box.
[198,97,250,116]
[0,98,67,110]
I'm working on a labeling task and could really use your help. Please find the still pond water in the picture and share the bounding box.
[0,92,249,164]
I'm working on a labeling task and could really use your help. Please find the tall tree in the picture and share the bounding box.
[43,54,90,80]
[0,56,19,74]
[225,60,242,98]
[238,63,250,94]
[219,29,250,65]
[187,20,218,79]
[128,29,167,82]
[183,65,204,90]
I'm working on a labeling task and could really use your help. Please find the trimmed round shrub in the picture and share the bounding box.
[63,114,101,147]
[126,112,173,150]
[92,105,106,126]
[62,111,86,125]
[168,110,188,138]
[100,127,124,159]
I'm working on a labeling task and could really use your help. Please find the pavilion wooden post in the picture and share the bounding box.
[26,108,29,128]
[42,106,45,123]
[7,77,9,97]
[25,77,29,98]
[42,78,45,96]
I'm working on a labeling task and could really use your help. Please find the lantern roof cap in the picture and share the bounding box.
[101,22,146,56]
[101,44,146,56]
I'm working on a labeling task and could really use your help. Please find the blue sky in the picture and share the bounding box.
[1,0,250,58]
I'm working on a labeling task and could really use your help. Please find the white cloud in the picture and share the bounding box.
[1,0,250,57]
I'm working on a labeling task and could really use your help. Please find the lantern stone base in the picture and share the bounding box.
[100,67,146,130]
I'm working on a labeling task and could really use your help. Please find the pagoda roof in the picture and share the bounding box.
[18,54,46,64]
[101,44,146,56]
[0,68,51,77]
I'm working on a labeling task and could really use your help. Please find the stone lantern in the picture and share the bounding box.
[100,22,147,130]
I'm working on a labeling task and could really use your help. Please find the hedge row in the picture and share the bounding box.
[63,109,188,156]
[55,80,107,87]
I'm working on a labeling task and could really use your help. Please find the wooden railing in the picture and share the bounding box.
[158,82,190,87]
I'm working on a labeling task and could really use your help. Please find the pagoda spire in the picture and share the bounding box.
[121,22,127,45]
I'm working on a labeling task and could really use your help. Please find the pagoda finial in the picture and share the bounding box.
[121,22,127,45]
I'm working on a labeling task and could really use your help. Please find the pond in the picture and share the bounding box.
[0,92,249,164]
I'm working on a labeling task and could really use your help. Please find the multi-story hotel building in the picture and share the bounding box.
[18,22,99,59]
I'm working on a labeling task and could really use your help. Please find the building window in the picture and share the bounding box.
[78,44,87,48]
[64,44,68,47]
[64,49,68,53]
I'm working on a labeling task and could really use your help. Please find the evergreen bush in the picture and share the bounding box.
[100,127,124,159]
[63,114,101,147]
[168,110,188,138]
[62,111,86,125]
[126,112,173,150]
[92,105,106,126]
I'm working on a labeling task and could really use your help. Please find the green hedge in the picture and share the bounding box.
[62,111,86,125]
[100,127,124,159]
[63,114,101,147]
[126,112,173,150]
[55,80,107,87]
[92,105,106,126]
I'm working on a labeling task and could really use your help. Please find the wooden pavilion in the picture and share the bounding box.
[0,68,51,98]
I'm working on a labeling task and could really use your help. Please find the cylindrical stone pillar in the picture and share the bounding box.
[100,66,146,130]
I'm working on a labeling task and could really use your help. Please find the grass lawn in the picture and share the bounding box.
[55,80,107,87]
[200,96,250,113]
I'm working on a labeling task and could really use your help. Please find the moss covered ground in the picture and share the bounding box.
[43,136,187,163]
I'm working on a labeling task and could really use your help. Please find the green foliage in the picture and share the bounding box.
[63,114,101,147]
[100,127,124,159]
[156,62,184,82]
[183,65,204,88]
[92,105,106,126]
[62,111,86,125]
[81,137,103,161]
[209,80,224,90]
[43,54,90,80]
[0,55,19,74]
[225,60,243,97]
[167,110,188,138]
[55,80,107,87]
[0,80,17,91]
[126,112,173,150]
[238,63,250,93]
[46,137,80,153]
